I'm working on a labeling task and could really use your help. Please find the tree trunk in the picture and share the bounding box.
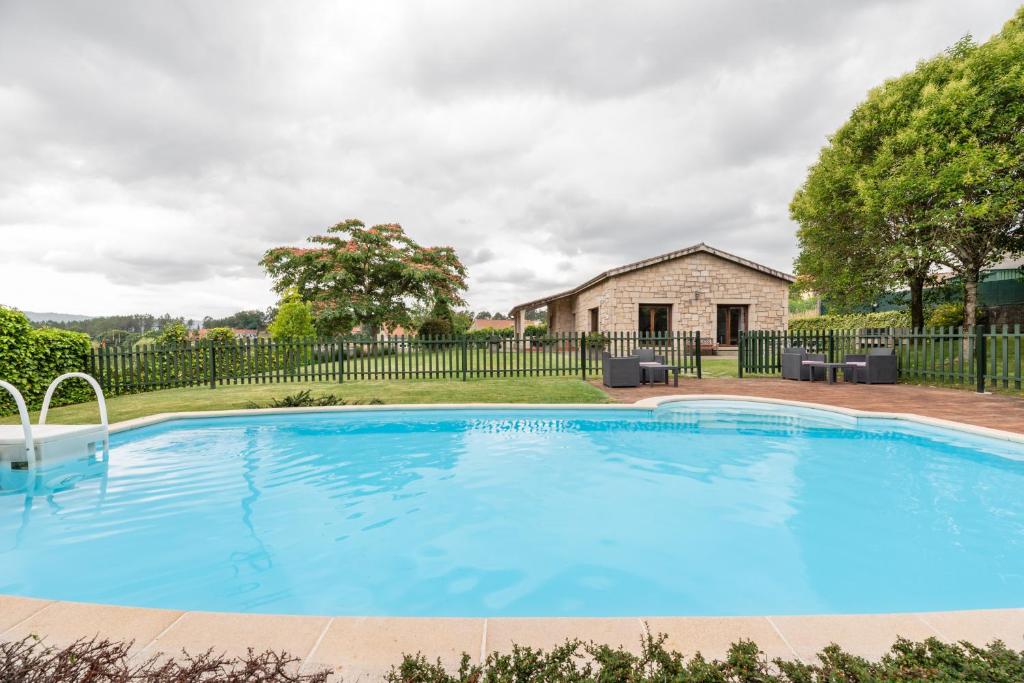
[964,271,981,331]
[909,275,926,330]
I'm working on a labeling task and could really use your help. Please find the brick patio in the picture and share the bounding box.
[595,378,1024,434]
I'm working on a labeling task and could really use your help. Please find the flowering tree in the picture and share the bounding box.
[260,219,467,336]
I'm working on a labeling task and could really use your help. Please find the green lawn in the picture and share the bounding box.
[1,377,613,426]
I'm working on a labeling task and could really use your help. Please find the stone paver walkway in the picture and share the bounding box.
[596,378,1024,434]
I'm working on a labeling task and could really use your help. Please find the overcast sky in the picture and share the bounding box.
[0,1,1019,319]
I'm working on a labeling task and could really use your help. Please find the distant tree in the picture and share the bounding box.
[475,311,493,320]
[268,297,316,341]
[203,310,267,330]
[156,321,189,346]
[261,219,467,337]
[203,327,237,344]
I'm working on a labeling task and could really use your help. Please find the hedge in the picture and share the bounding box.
[5,633,1024,682]
[789,310,911,331]
[0,306,92,416]
[391,634,1024,682]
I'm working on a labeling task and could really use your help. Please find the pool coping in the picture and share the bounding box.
[6,396,1024,676]
[106,393,1024,443]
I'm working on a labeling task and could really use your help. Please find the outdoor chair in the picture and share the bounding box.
[631,348,668,383]
[602,352,641,388]
[844,348,897,384]
[781,347,825,381]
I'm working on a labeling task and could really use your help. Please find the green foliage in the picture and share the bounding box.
[247,390,385,408]
[464,328,515,341]
[585,332,609,348]
[789,310,911,331]
[203,327,237,344]
[387,633,1024,682]
[36,313,183,337]
[203,309,267,330]
[156,321,189,346]
[417,317,453,338]
[268,300,316,341]
[791,8,1024,329]
[0,635,330,682]
[261,219,468,336]
[0,306,92,415]
[927,302,965,328]
[525,323,548,336]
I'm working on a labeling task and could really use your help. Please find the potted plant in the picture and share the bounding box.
[585,332,609,361]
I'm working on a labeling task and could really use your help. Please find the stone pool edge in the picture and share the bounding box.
[105,394,1024,445]
[7,396,1024,677]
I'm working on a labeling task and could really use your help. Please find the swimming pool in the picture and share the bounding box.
[2,400,1023,617]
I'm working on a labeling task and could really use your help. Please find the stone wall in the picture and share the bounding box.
[546,252,789,341]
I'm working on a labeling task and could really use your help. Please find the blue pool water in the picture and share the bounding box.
[2,401,1024,617]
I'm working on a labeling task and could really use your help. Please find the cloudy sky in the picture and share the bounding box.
[0,1,1019,319]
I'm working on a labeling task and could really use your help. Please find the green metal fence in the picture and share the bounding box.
[88,331,703,396]
[739,326,1024,392]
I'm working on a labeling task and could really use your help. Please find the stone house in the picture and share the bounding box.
[509,243,793,346]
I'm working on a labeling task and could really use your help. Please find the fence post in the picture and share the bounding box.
[827,330,835,363]
[461,336,468,382]
[976,325,986,393]
[580,332,587,380]
[342,337,350,382]
[737,331,744,378]
[208,343,216,389]
[695,331,702,379]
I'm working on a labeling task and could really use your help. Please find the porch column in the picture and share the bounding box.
[514,309,527,335]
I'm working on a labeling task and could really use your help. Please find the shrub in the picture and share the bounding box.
[0,636,330,682]
[417,317,453,338]
[927,302,965,328]
[203,327,237,344]
[156,321,190,345]
[789,310,911,331]
[585,332,609,348]
[387,633,1024,683]
[0,306,92,416]
[268,300,316,341]
[524,323,548,336]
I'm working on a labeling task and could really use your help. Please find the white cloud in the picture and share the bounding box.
[0,0,1018,318]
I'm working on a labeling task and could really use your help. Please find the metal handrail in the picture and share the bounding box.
[0,380,33,460]
[39,373,108,429]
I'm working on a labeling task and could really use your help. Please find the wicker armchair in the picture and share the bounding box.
[844,348,897,384]
[602,352,641,388]
[781,347,825,381]
[631,348,668,383]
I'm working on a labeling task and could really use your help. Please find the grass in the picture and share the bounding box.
[1,377,613,425]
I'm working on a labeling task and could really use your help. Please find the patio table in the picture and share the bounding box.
[639,362,680,387]
[801,360,854,385]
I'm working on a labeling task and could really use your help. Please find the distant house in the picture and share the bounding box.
[469,319,514,332]
[509,243,794,346]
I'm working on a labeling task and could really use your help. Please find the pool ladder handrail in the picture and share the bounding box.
[0,380,33,460]
[1,373,109,468]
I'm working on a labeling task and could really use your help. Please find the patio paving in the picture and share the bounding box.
[596,377,1024,434]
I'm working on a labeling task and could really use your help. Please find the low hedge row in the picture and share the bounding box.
[0,306,92,416]
[392,634,1024,682]
[5,633,1022,682]
[789,310,911,331]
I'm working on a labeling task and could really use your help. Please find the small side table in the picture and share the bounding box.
[639,362,681,387]
[802,361,850,384]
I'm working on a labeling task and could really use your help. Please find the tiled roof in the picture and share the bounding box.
[510,243,794,312]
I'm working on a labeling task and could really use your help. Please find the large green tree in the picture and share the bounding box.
[792,51,961,328]
[911,16,1024,330]
[261,220,467,336]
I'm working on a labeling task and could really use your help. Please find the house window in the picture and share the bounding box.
[589,307,599,332]
[638,304,671,336]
